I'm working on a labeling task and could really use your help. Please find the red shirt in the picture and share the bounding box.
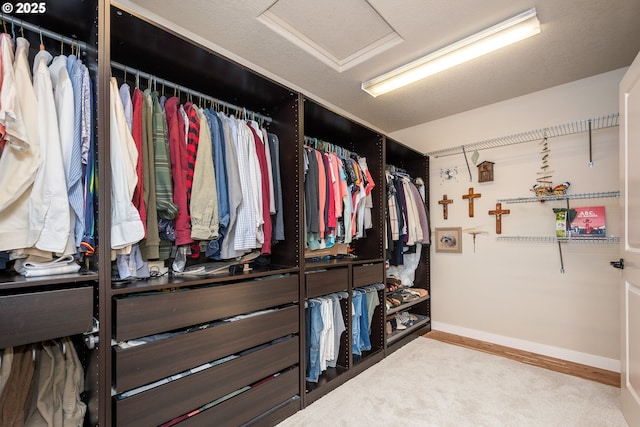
[164,97,192,246]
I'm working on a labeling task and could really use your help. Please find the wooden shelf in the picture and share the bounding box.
[386,295,430,315]
[386,314,431,345]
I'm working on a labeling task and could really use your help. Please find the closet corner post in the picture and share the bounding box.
[96,0,113,425]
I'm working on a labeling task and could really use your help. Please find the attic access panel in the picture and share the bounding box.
[110,7,294,115]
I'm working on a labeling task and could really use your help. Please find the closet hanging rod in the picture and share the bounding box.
[0,14,273,125]
[303,135,353,157]
[0,13,95,54]
[111,61,272,124]
[425,113,619,158]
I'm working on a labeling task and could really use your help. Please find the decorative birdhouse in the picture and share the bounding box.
[477,161,494,183]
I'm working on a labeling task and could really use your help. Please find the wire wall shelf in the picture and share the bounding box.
[497,236,620,243]
[498,191,620,204]
[426,113,619,158]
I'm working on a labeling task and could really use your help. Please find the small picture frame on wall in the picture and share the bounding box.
[435,227,463,253]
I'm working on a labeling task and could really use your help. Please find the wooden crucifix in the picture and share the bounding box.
[488,203,510,234]
[462,187,481,217]
[438,194,453,220]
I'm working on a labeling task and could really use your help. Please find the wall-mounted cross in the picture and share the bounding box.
[488,202,511,234]
[462,187,481,217]
[438,194,453,220]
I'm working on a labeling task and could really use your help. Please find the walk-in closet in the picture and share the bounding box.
[0,1,430,425]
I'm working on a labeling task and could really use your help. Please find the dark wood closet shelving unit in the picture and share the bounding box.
[385,138,432,352]
[301,99,388,405]
[0,1,430,425]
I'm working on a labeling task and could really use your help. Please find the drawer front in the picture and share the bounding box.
[0,287,93,348]
[353,263,384,287]
[114,274,298,341]
[114,305,299,392]
[114,337,299,427]
[179,367,299,427]
[305,268,348,298]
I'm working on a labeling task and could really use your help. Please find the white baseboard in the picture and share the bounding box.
[431,321,621,373]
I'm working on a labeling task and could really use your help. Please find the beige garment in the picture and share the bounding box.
[25,341,65,427]
[138,89,160,260]
[0,346,13,397]
[190,108,218,240]
[0,36,40,252]
[62,337,86,427]
[401,178,422,246]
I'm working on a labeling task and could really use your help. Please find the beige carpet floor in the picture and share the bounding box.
[277,337,628,426]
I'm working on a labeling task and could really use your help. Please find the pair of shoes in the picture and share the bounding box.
[387,283,402,292]
[396,311,416,327]
[406,288,428,298]
[393,289,418,303]
[390,317,406,330]
[386,297,401,307]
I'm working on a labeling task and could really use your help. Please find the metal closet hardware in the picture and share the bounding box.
[426,113,619,163]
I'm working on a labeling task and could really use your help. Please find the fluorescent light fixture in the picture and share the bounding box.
[361,8,541,97]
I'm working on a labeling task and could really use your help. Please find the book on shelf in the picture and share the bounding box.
[569,206,606,237]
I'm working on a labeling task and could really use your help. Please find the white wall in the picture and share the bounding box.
[390,68,627,371]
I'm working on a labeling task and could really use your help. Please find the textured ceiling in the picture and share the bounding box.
[117,0,640,137]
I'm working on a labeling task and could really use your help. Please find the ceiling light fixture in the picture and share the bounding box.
[361,8,541,97]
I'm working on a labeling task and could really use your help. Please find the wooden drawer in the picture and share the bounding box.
[114,337,299,427]
[305,268,348,298]
[114,305,299,392]
[353,263,384,287]
[0,286,93,348]
[179,368,299,427]
[114,274,298,341]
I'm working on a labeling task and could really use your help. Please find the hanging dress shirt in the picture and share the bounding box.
[0,36,39,251]
[119,82,133,131]
[248,123,272,254]
[164,96,192,246]
[267,133,285,243]
[139,89,160,259]
[151,91,178,221]
[80,78,96,255]
[183,102,200,213]
[206,110,229,230]
[109,77,145,250]
[258,126,275,214]
[218,113,244,259]
[190,107,218,240]
[49,54,78,254]
[65,55,87,250]
[30,49,70,253]
[233,120,259,251]
[244,121,264,247]
[131,88,147,235]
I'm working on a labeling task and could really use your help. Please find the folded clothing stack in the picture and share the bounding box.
[15,255,81,277]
